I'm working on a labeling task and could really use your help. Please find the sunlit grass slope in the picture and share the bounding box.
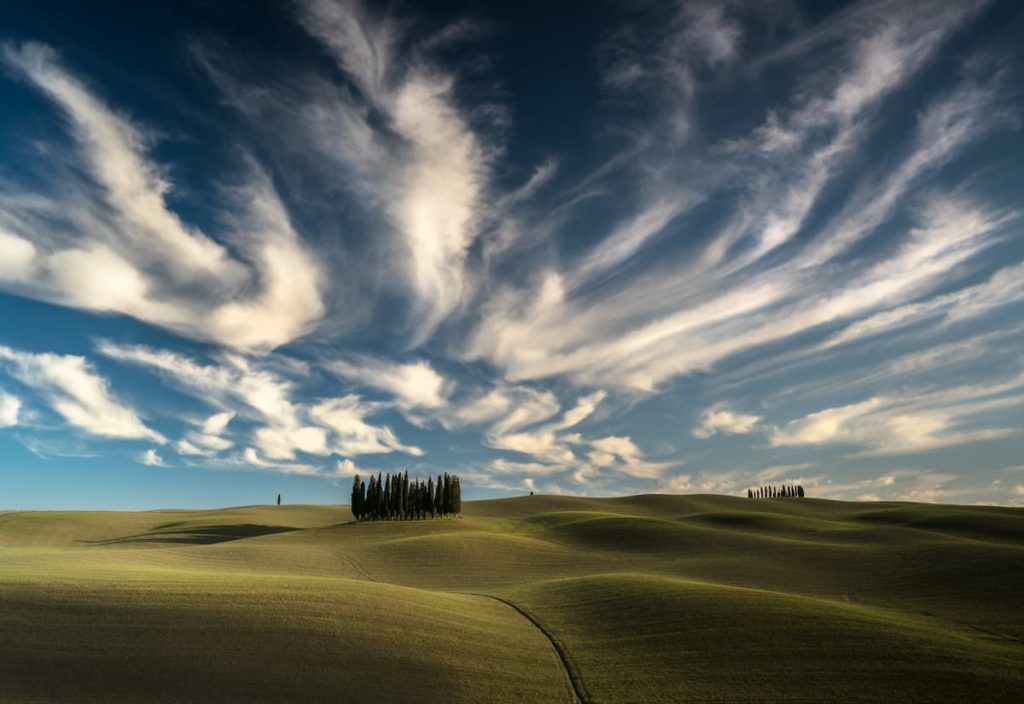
[1,494,1021,702]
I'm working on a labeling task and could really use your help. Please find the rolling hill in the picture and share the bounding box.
[1,495,1021,702]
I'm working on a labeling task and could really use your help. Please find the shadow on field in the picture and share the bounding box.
[81,524,298,546]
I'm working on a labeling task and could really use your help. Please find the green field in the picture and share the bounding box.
[1,495,1021,702]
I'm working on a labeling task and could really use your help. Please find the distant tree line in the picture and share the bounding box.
[350,471,461,521]
[748,485,804,499]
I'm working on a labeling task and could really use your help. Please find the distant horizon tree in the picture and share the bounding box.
[749,483,806,500]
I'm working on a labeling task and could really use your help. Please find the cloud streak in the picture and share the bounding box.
[0,42,324,350]
[0,346,163,442]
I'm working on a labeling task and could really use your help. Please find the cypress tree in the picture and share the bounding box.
[434,475,443,517]
[365,475,372,520]
[389,472,397,518]
[375,472,384,519]
[443,473,452,516]
[451,476,461,516]
[362,472,370,517]
[400,471,408,519]
[393,473,400,519]
[373,475,381,520]
[351,474,362,520]
[427,477,435,518]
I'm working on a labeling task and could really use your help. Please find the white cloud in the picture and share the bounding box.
[100,341,424,464]
[483,389,604,465]
[309,396,424,457]
[693,406,762,438]
[294,0,490,344]
[0,43,324,350]
[0,388,20,427]
[326,356,450,409]
[769,375,1024,455]
[175,439,211,457]
[465,190,1010,392]
[806,468,979,504]
[254,425,329,461]
[659,473,694,493]
[333,458,367,478]
[201,411,235,436]
[140,448,166,467]
[482,387,562,435]
[0,345,163,442]
[0,230,36,283]
[588,435,675,479]
[172,413,237,458]
[545,390,607,432]
[488,458,567,476]
[189,433,234,452]
[468,388,674,482]
[238,447,326,477]
[754,464,815,482]
[804,75,1009,267]
[455,0,1012,400]
[98,342,299,427]
[818,261,1024,352]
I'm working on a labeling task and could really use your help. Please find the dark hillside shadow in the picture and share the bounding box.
[81,524,298,546]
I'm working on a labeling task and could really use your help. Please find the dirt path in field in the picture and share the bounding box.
[471,594,589,704]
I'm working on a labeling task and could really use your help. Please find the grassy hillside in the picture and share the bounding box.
[1,495,1021,702]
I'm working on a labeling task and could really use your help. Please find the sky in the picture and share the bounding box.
[1,0,1023,510]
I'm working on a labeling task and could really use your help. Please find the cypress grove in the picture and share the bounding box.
[746,484,805,499]
[350,472,463,521]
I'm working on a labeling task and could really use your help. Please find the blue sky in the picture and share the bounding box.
[1,0,1023,509]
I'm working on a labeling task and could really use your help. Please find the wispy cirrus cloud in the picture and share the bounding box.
[769,372,1024,456]
[140,448,167,467]
[459,0,1013,397]
[0,42,324,351]
[325,356,451,409]
[693,405,762,438]
[0,346,163,442]
[198,0,495,346]
[0,387,21,427]
[97,341,422,463]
